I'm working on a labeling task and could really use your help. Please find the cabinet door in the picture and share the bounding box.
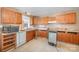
[9,10,16,24]
[33,17,38,25]
[16,12,22,24]
[73,33,79,44]
[26,31,33,42]
[43,17,48,24]
[56,15,65,23]
[48,17,56,22]
[2,8,16,24]
[57,32,65,41]
[2,8,10,24]
[38,30,48,37]
[65,13,76,24]
[30,16,34,25]
[0,8,1,24]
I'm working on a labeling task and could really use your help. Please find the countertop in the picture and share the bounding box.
[2,32,16,35]
[48,29,79,33]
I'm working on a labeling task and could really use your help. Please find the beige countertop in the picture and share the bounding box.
[49,29,79,33]
[2,32,16,35]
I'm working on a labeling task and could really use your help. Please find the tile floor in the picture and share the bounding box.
[11,37,79,52]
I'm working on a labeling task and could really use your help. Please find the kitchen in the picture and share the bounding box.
[0,7,79,52]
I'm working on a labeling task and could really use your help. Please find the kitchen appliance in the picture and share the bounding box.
[16,31,26,47]
[2,25,19,33]
[10,26,19,32]
[48,31,57,46]
[2,26,11,33]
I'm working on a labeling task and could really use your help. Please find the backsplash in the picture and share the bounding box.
[48,23,79,31]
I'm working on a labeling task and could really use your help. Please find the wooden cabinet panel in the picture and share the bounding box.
[48,17,56,21]
[56,15,65,23]
[64,13,76,24]
[2,8,16,24]
[1,8,22,24]
[33,16,38,25]
[30,16,34,25]
[38,30,48,38]
[39,17,48,25]
[51,12,76,24]
[0,33,16,52]
[2,8,10,24]
[16,12,22,24]
[9,10,16,24]
[26,30,35,42]
[57,32,79,44]
[0,8,1,24]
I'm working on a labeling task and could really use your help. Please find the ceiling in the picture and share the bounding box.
[14,7,79,17]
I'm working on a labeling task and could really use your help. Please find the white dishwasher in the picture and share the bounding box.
[48,31,57,46]
[16,31,26,47]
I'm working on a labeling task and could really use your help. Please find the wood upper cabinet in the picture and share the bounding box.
[56,15,65,23]
[30,16,34,25]
[0,8,1,24]
[39,17,48,25]
[64,13,76,24]
[9,10,16,24]
[2,8,16,24]
[43,17,48,24]
[55,12,76,24]
[48,17,56,21]
[16,12,22,24]
[2,8,10,24]
[1,8,22,24]
[33,16,38,25]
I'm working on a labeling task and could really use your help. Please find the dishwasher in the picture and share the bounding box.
[48,31,57,46]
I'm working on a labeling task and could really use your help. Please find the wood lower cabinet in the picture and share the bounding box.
[26,30,35,42]
[37,30,48,38]
[0,33,16,52]
[57,32,79,44]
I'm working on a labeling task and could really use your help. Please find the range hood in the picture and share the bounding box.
[48,21,57,23]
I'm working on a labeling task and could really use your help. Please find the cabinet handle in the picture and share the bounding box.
[68,32,77,34]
